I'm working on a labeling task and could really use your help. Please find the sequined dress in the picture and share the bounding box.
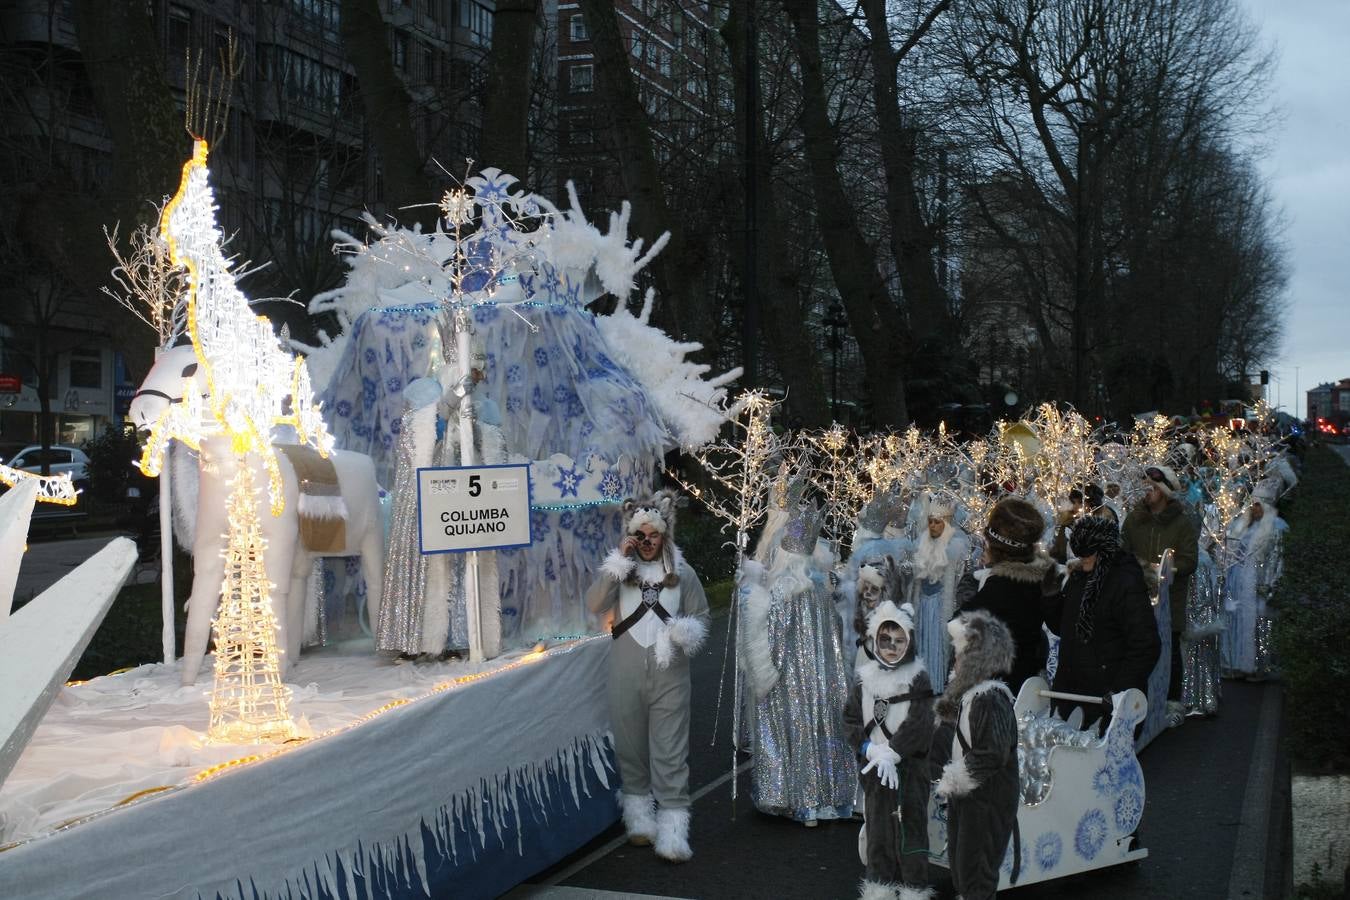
[750,553,856,822]
[377,405,467,655]
[1220,516,1286,676]
[1181,548,1222,714]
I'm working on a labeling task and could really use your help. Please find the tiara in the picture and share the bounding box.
[986,527,1028,549]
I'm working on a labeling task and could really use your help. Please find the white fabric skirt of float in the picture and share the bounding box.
[0,638,617,899]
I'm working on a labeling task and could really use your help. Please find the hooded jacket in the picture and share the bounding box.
[1122,498,1199,631]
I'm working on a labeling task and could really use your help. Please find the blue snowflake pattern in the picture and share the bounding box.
[1114,759,1143,790]
[335,399,352,418]
[534,347,549,368]
[1092,764,1117,796]
[361,376,378,410]
[353,423,372,439]
[390,417,401,435]
[596,352,617,370]
[506,395,523,414]
[380,432,393,451]
[544,555,557,581]
[322,567,337,594]
[580,420,595,438]
[1035,832,1062,872]
[364,347,378,366]
[344,557,362,576]
[531,386,550,413]
[530,511,551,541]
[598,469,624,501]
[386,376,403,394]
[558,511,574,530]
[574,509,607,555]
[553,462,583,498]
[473,305,501,325]
[506,364,522,384]
[1114,788,1143,832]
[1074,809,1108,861]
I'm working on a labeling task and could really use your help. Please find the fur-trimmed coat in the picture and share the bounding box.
[956,552,1054,693]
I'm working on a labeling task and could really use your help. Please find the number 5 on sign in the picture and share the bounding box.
[416,463,533,554]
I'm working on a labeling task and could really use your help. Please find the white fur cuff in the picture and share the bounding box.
[668,615,708,656]
[935,757,978,798]
[654,627,675,670]
[601,548,635,582]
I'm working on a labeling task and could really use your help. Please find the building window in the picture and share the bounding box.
[570,64,593,93]
[570,14,587,42]
[457,0,492,46]
[166,5,192,83]
[423,44,435,82]
[69,351,102,390]
[423,0,441,23]
[392,30,409,70]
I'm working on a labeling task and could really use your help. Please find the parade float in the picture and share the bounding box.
[0,134,738,899]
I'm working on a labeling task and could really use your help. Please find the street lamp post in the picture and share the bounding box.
[823,301,847,421]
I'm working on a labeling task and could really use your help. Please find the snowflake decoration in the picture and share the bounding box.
[552,462,583,498]
[1114,788,1143,832]
[440,188,476,227]
[1035,832,1062,872]
[598,469,624,501]
[1074,808,1108,861]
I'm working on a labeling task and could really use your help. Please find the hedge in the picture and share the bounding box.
[1272,444,1350,771]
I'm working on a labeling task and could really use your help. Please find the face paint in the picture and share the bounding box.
[876,625,908,665]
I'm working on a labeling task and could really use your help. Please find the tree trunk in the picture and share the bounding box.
[340,0,437,225]
[720,0,829,426]
[479,0,539,183]
[782,0,909,427]
[575,0,708,348]
[860,0,951,344]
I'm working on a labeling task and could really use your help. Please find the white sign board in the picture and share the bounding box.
[417,463,533,554]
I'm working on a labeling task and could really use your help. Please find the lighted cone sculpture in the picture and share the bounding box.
[207,462,296,744]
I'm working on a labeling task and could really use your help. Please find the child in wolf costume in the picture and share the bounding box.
[586,491,711,861]
[844,600,936,900]
[933,610,1021,900]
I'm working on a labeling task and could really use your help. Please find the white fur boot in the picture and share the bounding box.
[858,879,896,900]
[621,792,657,846]
[653,806,692,862]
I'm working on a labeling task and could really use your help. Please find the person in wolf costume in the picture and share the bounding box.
[844,600,936,900]
[850,555,907,672]
[932,610,1021,900]
[586,491,711,861]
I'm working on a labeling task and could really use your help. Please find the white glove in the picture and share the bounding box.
[861,741,901,789]
[871,758,899,790]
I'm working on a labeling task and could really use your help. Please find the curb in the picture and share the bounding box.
[1227,683,1284,898]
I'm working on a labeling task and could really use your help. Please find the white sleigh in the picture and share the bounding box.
[927,678,1150,889]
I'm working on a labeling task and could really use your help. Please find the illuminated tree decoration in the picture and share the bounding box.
[207,462,296,745]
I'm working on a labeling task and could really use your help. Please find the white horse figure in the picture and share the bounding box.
[130,344,384,686]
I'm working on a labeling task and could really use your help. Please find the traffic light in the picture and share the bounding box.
[1260,370,1270,385]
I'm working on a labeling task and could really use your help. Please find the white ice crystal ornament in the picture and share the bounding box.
[297,169,739,450]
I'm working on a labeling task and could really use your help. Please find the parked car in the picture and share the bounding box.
[7,445,90,484]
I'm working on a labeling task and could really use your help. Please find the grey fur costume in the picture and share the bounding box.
[585,492,710,860]
[933,610,1020,900]
[843,601,936,898]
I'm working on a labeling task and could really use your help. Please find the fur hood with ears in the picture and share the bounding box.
[935,609,1016,723]
[986,548,1055,584]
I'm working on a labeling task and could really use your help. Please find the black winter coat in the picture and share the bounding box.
[1043,551,1161,700]
[957,553,1053,695]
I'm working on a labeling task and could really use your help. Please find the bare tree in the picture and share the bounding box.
[782,0,911,426]
[480,0,541,181]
